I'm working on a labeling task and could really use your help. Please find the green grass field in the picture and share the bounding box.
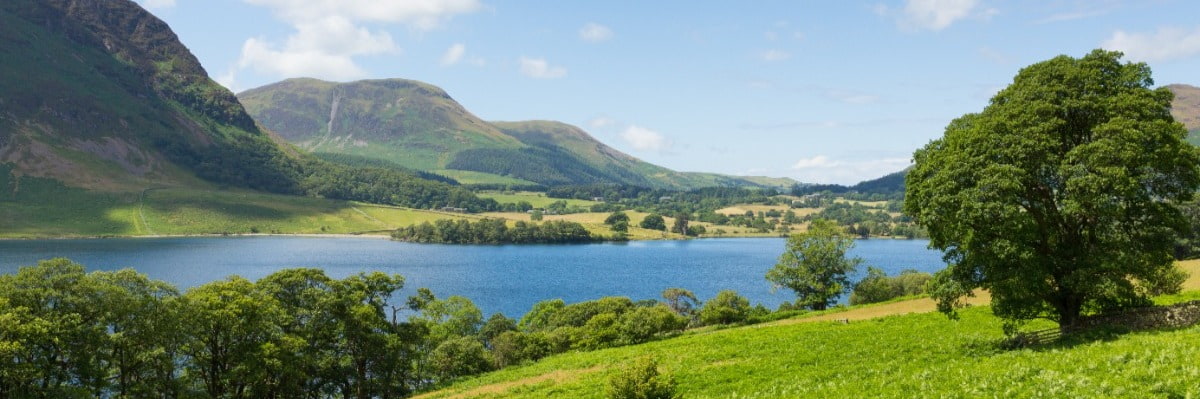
[0,183,469,238]
[478,191,599,208]
[419,291,1200,398]
[431,170,538,186]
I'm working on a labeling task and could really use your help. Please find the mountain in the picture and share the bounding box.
[0,0,308,193]
[239,78,795,190]
[792,168,909,199]
[0,0,494,218]
[1167,84,1200,145]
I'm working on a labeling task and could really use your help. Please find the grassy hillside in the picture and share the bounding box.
[0,0,304,193]
[239,80,797,190]
[420,293,1200,398]
[239,78,522,171]
[0,169,468,238]
[1166,84,1200,145]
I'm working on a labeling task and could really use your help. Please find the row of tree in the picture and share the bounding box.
[391,219,599,244]
[0,259,784,398]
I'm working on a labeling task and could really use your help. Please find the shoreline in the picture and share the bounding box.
[0,232,396,241]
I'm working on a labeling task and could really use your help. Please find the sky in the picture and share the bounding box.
[135,0,1200,184]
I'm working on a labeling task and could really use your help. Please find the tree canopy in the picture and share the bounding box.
[766,219,861,310]
[905,50,1200,329]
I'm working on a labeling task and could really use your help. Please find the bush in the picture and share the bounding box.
[607,358,680,399]
[576,313,622,350]
[850,268,932,305]
[698,290,750,326]
[640,214,667,231]
[619,305,687,344]
[428,336,493,381]
[1137,264,1188,296]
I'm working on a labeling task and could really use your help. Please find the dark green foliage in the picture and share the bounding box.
[392,219,597,244]
[549,185,782,218]
[850,267,933,305]
[698,290,751,326]
[670,213,690,235]
[299,159,497,211]
[1173,198,1200,259]
[313,152,460,185]
[767,219,862,310]
[640,214,667,231]
[906,50,1200,329]
[448,147,650,187]
[1137,264,1187,297]
[607,358,680,399]
[791,169,908,200]
[605,211,630,225]
[479,313,518,345]
[618,305,688,344]
[428,337,493,382]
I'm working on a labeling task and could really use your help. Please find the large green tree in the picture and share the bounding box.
[766,219,862,310]
[905,50,1200,330]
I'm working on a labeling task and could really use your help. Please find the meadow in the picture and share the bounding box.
[416,263,1200,399]
[477,191,600,208]
[0,183,469,238]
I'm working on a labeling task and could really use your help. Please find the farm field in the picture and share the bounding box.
[0,184,470,238]
[431,170,538,186]
[478,191,600,208]
[140,189,475,235]
[418,285,1200,399]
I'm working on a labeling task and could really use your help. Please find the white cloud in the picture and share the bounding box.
[790,156,911,184]
[579,23,613,42]
[440,43,466,66]
[139,0,177,8]
[1103,26,1200,63]
[235,0,480,80]
[215,68,238,92]
[237,15,398,81]
[243,0,482,30]
[620,126,671,152]
[760,49,791,62]
[883,0,983,31]
[240,37,373,80]
[588,117,616,129]
[519,57,567,79]
[792,155,839,169]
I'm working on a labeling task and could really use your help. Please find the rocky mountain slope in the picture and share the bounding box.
[0,0,303,192]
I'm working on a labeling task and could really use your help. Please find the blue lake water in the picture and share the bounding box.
[0,237,946,317]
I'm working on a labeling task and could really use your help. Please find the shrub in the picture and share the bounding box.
[607,358,680,399]
[698,290,750,326]
[1137,264,1188,297]
[428,336,493,381]
[619,305,687,344]
[850,267,932,306]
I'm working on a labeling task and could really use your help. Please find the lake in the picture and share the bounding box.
[0,236,946,317]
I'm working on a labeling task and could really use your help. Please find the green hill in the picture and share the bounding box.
[419,297,1200,398]
[239,79,796,190]
[0,0,300,193]
[1167,84,1200,145]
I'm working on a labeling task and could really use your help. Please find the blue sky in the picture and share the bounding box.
[137,0,1200,184]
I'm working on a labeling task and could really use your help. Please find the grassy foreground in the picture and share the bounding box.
[418,265,1200,399]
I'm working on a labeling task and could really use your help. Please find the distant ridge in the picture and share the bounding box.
[239,78,796,190]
